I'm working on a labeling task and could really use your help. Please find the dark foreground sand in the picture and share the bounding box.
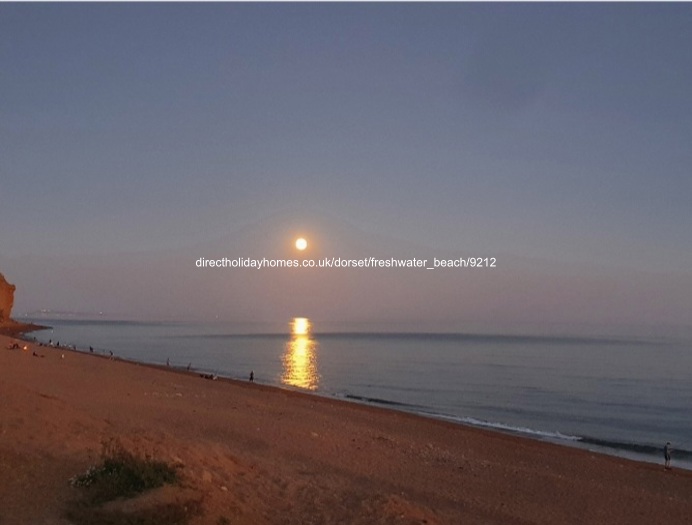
[1,333,691,525]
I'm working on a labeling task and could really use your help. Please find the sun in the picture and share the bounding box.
[295,237,308,251]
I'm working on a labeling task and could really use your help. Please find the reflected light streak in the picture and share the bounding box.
[282,317,319,390]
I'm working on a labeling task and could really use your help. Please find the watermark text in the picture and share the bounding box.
[195,257,497,270]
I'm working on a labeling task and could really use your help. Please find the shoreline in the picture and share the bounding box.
[17,325,691,472]
[3,331,692,523]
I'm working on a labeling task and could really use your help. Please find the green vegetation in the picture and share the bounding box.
[70,439,178,504]
[66,439,200,525]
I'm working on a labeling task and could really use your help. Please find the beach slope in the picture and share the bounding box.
[1,333,691,524]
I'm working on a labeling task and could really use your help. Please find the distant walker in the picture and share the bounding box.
[664,442,672,470]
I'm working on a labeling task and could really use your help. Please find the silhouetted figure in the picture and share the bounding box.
[56,341,60,347]
[664,442,672,469]
[109,350,114,360]
[89,346,94,353]
[166,358,170,367]
[249,370,254,382]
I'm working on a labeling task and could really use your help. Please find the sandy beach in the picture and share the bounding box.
[1,332,691,525]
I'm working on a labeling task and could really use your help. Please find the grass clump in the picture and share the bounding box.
[70,439,178,504]
[66,439,200,525]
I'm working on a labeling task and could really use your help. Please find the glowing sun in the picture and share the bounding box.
[295,237,308,251]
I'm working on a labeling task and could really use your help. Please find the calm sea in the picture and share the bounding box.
[26,318,692,469]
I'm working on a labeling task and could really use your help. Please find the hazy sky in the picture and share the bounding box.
[1,4,691,334]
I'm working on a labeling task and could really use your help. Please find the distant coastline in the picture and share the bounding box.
[0,320,50,336]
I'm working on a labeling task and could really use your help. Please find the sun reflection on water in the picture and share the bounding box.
[282,317,319,390]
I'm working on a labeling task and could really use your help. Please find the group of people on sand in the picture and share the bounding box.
[21,335,264,385]
[43,338,109,358]
[197,369,255,382]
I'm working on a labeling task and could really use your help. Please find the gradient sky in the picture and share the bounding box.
[1,4,691,335]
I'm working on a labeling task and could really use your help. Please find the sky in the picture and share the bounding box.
[1,3,691,336]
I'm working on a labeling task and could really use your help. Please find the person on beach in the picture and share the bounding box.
[664,442,672,469]
[249,370,254,382]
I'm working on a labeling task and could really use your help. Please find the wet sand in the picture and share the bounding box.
[1,332,691,524]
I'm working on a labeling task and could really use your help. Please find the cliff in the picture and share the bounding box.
[0,272,16,325]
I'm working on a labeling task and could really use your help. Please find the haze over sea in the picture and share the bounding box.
[27,317,692,470]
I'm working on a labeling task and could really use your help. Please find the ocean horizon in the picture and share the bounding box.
[25,317,692,470]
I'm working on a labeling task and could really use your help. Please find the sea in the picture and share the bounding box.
[25,317,692,470]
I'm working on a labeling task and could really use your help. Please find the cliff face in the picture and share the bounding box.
[0,273,16,324]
